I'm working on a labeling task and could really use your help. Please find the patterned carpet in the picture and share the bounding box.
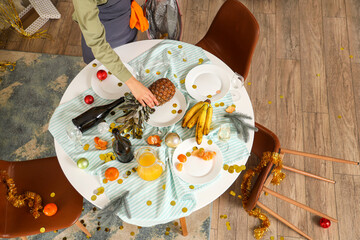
[0,50,211,240]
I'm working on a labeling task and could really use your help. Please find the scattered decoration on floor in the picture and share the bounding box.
[280,95,284,99]
[349,55,353,59]
[84,95,94,104]
[338,115,342,119]
[241,152,285,239]
[268,101,272,104]
[319,218,331,228]
[248,82,252,86]
[1,170,43,218]
[316,73,320,77]
[226,221,231,230]
[340,47,344,50]
[230,190,236,196]
[0,61,16,72]
[224,112,258,143]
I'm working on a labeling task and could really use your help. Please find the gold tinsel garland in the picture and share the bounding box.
[0,0,50,39]
[241,152,286,239]
[0,61,16,72]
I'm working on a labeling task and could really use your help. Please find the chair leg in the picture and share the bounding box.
[75,220,92,237]
[179,217,188,236]
[20,237,28,240]
[282,164,335,184]
[257,201,312,240]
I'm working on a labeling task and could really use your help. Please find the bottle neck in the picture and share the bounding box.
[107,97,125,110]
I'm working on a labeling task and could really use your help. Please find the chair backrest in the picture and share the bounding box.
[196,0,259,80]
[0,157,83,238]
[244,123,281,211]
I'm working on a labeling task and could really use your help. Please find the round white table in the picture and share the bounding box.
[54,39,254,226]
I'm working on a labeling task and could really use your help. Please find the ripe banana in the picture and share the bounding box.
[187,103,208,129]
[182,101,204,128]
[196,103,209,145]
[203,104,213,135]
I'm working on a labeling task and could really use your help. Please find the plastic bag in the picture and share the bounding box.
[143,0,182,40]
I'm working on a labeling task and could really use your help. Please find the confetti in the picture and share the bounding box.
[228,166,234,173]
[178,109,182,114]
[174,222,179,226]
[174,74,177,78]
[130,232,135,236]
[268,101,272,104]
[316,73,320,77]
[145,69,150,73]
[156,71,161,75]
[280,237,284,240]
[96,187,105,195]
[165,231,170,235]
[192,85,197,89]
[350,55,354,59]
[171,110,177,114]
[198,58,204,64]
[215,103,220,107]
[118,82,122,87]
[237,195,242,199]
[91,195,97,201]
[180,79,185,84]
[99,154,106,160]
[193,146,198,151]
[183,58,187,62]
[247,82,252,86]
[338,115,342,119]
[168,50,172,54]
[166,227,170,231]
[92,63,97,67]
[340,47,344,50]
[182,207,188,213]
[208,140,213,145]
[280,95,284,99]
[50,192,55,197]
[220,214,228,219]
[170,201,176,206]
[108,71,112,75]
[178,45,183,48]
[83,144,89,151]
[189,185,195,189]
[102,179,108,184]
[207,95,212,98]
[147,200,152,206]
[270,237,275,240]
[230,191,236,196]
[40,227,45,233]
[186,152,191,157]
[220,102,225,106]
[54,230,58,233]
[223,164,229,170]
[97,227,101,231]
[264,192,268,196]
[216,90,221,94]
[119,226,124,230]
[226,221,231,231]
[105,228,110,232]
[162,184,166,190]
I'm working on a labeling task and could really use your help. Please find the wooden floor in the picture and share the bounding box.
[1,0,360,239]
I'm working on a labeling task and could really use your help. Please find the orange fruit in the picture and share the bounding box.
[177,154,187,163]
[105,167,119,181]
[43,203,58,216]
[176,163,183,171]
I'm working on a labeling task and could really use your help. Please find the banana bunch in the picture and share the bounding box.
[182,99,213,144]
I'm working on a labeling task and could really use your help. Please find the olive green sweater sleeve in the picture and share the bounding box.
[72,0,133,83]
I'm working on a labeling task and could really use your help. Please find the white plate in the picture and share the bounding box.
[91,63,134,99]
[185,64,231,102]
[147,88,187,127]
[172,138,223,185]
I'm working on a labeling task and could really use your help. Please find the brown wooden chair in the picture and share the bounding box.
[196,0,259,80]
[0,157,91,239]
[245,123,359,240]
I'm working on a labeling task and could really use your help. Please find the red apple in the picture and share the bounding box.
[84,95,94,104]
[97,70,107,81]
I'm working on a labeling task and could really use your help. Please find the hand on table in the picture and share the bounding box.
[125,76,159,108]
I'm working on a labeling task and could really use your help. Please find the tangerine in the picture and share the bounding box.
[177,154,187,163]
[43,203,58,216]
[105,167,119,181]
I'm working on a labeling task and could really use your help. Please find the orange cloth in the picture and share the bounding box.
[130,1,149,32]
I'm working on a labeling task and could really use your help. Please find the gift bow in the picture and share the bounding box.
[130,1,149,32]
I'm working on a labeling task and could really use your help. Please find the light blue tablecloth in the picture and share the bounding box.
[49,40,249,223]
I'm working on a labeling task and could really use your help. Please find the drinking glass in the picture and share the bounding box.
[217,123,231,151]
[65,122,83,146]
[230,72,245,102]
[135,147,165,181]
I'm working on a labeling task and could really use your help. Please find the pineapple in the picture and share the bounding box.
[115,78,176,138]
[148,78,176,105]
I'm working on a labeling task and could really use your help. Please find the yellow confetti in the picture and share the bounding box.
[264,192,268,196]
[117,179,123,184]
[86,236,90,239]
[174,222,179,226]
[198,58,204,64]
[207,95,212,98]
[50,192,55,198]
[156,71,161,75]
[193,146,198,151]
[147,200,152,206]
[138,226,142,229]
[91,195,97,201]
[162,184,166,190]
[170,201,176,206]
[183,58,187,62]
[110,123,115,128]
[145,69,150,73]
[192,85,197,89]
[340,47,344,50]
[99,154,106,160]
[350,55,354,59]
[103,179,108,184]
[270,237,275,240]
[182,207,188,213]
[40,227,46,233]
[180,79,185,84]
[230,190,236,196]
[178,45,183,48]
[215,103,220,107]
[108,71,112,75]
[165,231,169,235]
[189,185,195,189]
[239,165,246,171]
[54,230,58,233]
[168,50,172,54]
[268,101,272,104]
[247,82,252,86]
[166,227,170,231]
[119,226,124,230]
[231,104,236,108]
[280,95,284,99]
[220,102,225,106]
[228,166,234,173]
[186,152,191,157]
[96,187,105,195]
[223,164,229,170]
[83,144,90,151]
[171,110,177,114]
[338,115,342,119]
[207,140,213,145]
[92,63,97,67]
[130,232,135,236]
[316,73,320,77]
[280,237,284,240]
[226,222,231,230]
[237,195,242,199]
[118,82,123,87]
[174,74,177,78]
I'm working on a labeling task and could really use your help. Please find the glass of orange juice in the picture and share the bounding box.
[135,147,165,181]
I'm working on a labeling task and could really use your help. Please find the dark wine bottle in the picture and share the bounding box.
[72,97,125,133]
[112,128,134,163]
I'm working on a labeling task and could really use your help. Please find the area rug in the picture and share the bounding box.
[0,50,211,240]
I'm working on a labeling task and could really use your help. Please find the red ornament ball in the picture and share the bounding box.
[97,70,107,81]
[84,95,94,104]
[319,218,331,228]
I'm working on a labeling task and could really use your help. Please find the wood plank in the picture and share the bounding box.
[344,0,360,17]
[334,174,360,239]
[299,0,328,113]
[302,112,338,240]
[351,63,360,146]
[42,2,74,55]
[248,13,276,130]
[211,198,219,235]
[18,21,51,53]
[275,0,300,59]
[253,0,275,14]
[347,16,360,64]
[323,17,359,175]
[239,0,254,12]
[64,45,82,57]
[181,9,209,44]
[275,59,307,237]
[322,0,346,17]
[207,0,226,27]
[67,20,81,47]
